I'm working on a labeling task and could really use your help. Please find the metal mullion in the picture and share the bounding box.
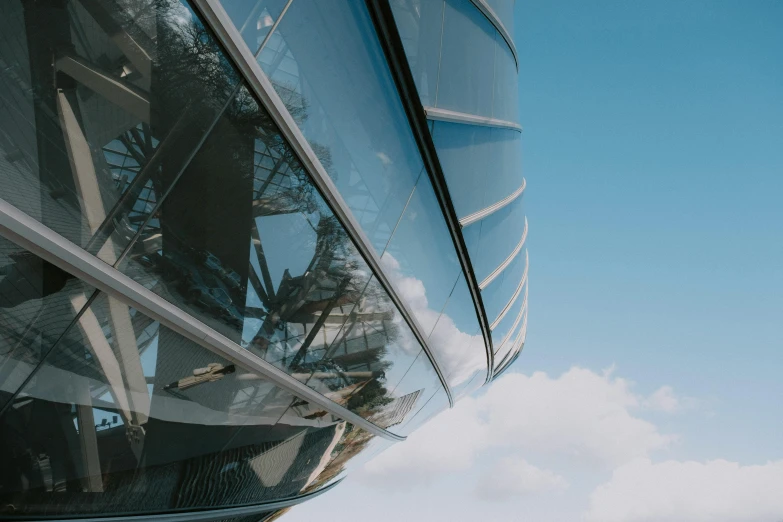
[460,179,526,228]
[190,0,455,406]
[0,198,405,442]
[469,0,518,70]
[479,216,528,290]
[424,106,522,132]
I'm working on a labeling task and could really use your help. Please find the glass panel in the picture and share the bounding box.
[481,246,527,323]
[0,292,387,516]
[394,387,449,437]
[428,275,486,389]
[464,195,527,283]
[493,31,520,122]
[0,236,96,412]
[437,0,496,117]
[486,0,515,40]
[117,81,428,426]
[381,175,462,335]
[389,0,445,107]
[0,0,240,266]
[491,279,528,356]
[256,1,425,253]
[431,122,523,220]
[220,0,289,55]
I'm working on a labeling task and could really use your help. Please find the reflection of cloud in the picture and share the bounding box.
[586,458,783,522]
[359,367,679,490]
[380,252,485,387]
[475,456,568,501]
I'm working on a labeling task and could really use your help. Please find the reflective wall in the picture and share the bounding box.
[0,0,524,517]
[391,0,528,375]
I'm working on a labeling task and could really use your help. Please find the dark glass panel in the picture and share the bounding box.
[256,0,425,253]
[0,292,390,516]
[0,0,241,266]
[0,235,96,412]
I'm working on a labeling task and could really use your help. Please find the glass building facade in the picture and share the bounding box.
[0,0,525,519]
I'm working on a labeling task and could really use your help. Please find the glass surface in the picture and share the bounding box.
[394,387,449,437]
[0,236,96,412]
[117,80,430,427]
[0,292,387,516]
[493,31,520,122]
[427,275,486,389]
[464,195,527,283]
[255,1,426,253]
[220,0,288,55]
[389,0,445,107]
[486,0,515,40]
[381,175,462,335]
[0,0,240,266]
[481,246,528,323]
[491,279,528,356]
[431,122,523,220]
[437,0,496,117]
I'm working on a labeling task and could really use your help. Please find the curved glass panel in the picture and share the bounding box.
[491,280,528,354]
[255,0,425,253]
[493,31,520,122]
[221,0,289,54]
[381,175,462,335]
[394,387,450,437]
[431,122,523,220]
[389,0,445,107]
[427,275,486,389]
[384,350,445,436]
[0,291,388,516]
[0,0,241,266]
[437,0,496,117]
[0,236,96,412]
[481,247,527,323]
[486,0,515,40]
[464,195,527,283]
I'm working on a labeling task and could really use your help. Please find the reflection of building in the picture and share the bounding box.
[0,0,526,519]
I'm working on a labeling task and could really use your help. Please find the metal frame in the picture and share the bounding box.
[489,250,529,330]
[364,0,495,383]
[5,478,342,522]
[425,106,522,133]
[469,0,518,70]
[479,217,528,290]
[460,179,526,227]
[186,0,458,406]
[0,198,404,442]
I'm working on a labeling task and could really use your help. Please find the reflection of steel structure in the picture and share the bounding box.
[0,0,526,518]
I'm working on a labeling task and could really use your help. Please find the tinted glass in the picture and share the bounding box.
[389,0,445,107]
[0,291,387,516]
[495,306,526,370]
[0,0,240,266]
[486,0,515,40]
[437,0,496,117]
[491,279,528,356]
[256,1,425,253]
[428,276,486,388]
[0,236,96,412]
[220,0,288,55]
[482,246,528,323]
[493,32,520,122]
[431,122,523,220]
[381,175,462,335]
[464,196,527,283]
[117,82,430,427]
[394,387,449,437]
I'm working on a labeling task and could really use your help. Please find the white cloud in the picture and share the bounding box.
[475,456,568,501]
[644,385,698,413]
[361,367,677,490]
[586,458,783,522]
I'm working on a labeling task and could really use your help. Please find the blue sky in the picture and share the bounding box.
[285,1,783,520]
